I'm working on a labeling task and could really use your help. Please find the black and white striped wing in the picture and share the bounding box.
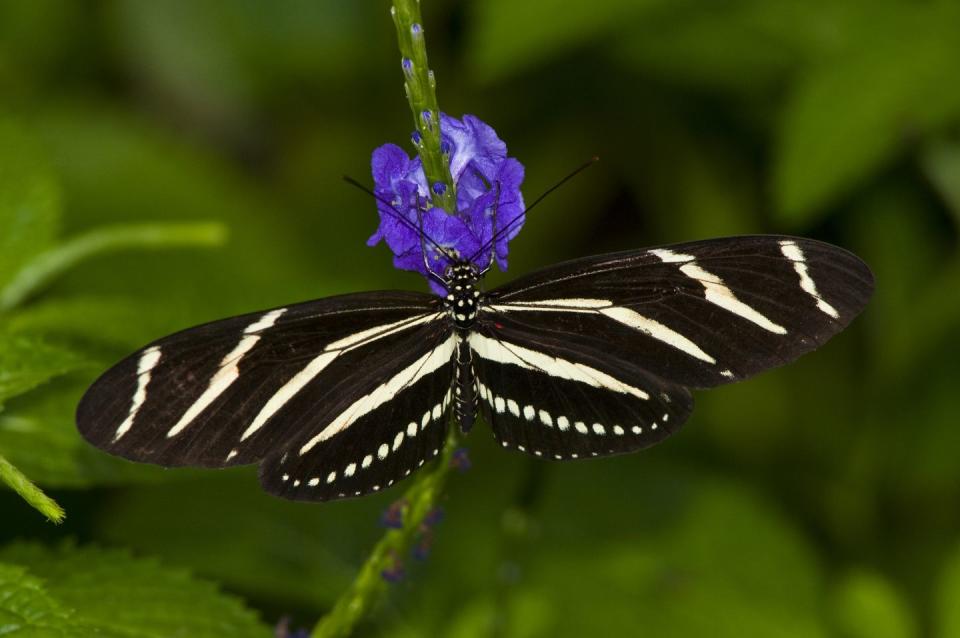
[474,235,872,458]
[261,328,456,501]
[470,325,692,460]
[487,236,873,388]
[77,291,455,501]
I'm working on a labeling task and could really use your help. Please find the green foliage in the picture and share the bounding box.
[502,478,823,638]
[774,2,960,223]
[830,570,916,638]
[0,116,225,520]
[0,331,84,407]
[468,0,668,83]
[938,541,960,638]
[0,381,163,488]
[0,562,78,636]
[0,544,271,637]
[923,139,960,225]
[0,119,59,297]
[2,1,959,636]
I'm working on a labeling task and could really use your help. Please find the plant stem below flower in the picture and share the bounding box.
[310,427,461,638]
[390,0,457,213]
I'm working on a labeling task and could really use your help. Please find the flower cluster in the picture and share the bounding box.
[368,114,525,293]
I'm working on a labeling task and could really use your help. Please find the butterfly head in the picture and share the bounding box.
[443,262,482,329]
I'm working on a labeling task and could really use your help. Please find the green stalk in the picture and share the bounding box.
[311,428,461,638]
[391,0,457,213]
[310,4,465,635]
[0,453,65,523]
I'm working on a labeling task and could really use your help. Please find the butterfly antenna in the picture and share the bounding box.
[467,156,599,264]
[342,176,455,266]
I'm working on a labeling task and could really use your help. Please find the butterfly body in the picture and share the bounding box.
[441,262,483,330]
[77,235,873,501]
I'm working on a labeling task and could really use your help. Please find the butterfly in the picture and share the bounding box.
[76,195,874,502]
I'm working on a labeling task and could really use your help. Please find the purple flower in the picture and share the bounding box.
[368,114,525,294]
[449,447,471,472]
[380,499,406,529]
[381,551,406,583]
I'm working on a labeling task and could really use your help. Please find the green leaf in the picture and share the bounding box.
[921,139,960,227]
[937,540,960,638]
[109,1,377,116]
[774,2,960,224]
[0,380,165,488]
[0,1,82,98]
[33,104,334,318]
[6,295,188,352]
[829,569,917,638]
[0,117,60,292]
[614,0,850,95]
[0,221,227,312]
[402,460,828,638]
[467,0,671,83]
[0,543,272,638]
[96,471,382,611]
[0,330,85,407]
[0,562,79,637]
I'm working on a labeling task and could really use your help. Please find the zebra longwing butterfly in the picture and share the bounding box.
[77,230,873,501]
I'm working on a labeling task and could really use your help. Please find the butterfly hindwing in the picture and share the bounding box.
[76,291,444,468]
[469,324,692,460]
[487,236,873,388]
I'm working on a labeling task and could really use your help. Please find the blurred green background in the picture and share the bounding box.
[2,1,960,636]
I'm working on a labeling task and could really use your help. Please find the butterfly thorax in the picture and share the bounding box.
[443,262,482,330]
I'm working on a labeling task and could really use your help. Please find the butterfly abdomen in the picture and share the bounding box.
[454,337,477,433]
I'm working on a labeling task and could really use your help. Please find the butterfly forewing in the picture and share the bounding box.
[487,236,873,388]
[77,291,445,468]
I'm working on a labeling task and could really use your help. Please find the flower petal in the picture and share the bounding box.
[369,114,525,291]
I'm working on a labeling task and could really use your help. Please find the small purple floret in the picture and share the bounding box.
[450,447,471,472]
[432,181,446,195]
[368,113,526,294]
[412,534,433,561]
[381,563,405,583]
[380,499,406,529]
[274,618,309,638]
[422,506,445,528]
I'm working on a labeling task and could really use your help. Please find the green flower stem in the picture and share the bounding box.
[311,427,461,638]
[0,453,65,523]
[391,0,456,213]
[0,222,227,313]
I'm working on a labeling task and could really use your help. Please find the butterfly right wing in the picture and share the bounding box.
[77,291,446,470]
